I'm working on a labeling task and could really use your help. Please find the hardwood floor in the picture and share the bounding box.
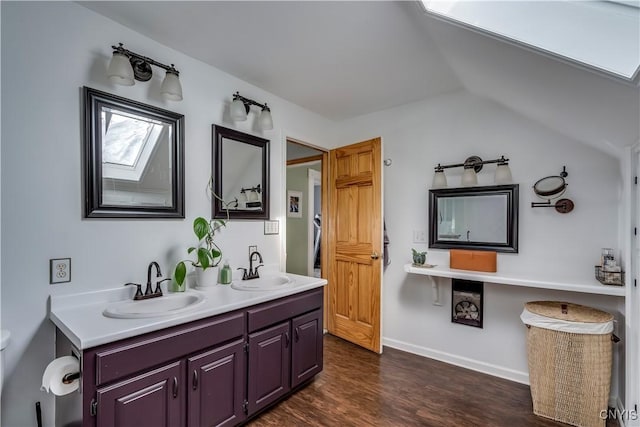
[248,334,615,427]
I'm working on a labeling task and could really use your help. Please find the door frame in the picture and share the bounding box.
[283,137,329,327]
[307,168,322,276]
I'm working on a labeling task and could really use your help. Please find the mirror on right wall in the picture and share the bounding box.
[212,125,270,220]
[429,184,519,253]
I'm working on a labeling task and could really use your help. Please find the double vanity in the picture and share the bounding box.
[50,273,327,427]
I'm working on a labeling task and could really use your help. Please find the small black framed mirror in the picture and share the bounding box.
[212,125,269,220]
[429,184,519,253]
[84,87,184,218]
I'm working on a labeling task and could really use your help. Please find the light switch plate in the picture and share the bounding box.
[50,258,71,284]
[264,220,280,235]
[413,230,427,243]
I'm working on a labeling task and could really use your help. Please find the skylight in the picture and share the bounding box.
[420,0,640,82]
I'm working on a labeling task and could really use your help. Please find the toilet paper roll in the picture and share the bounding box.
[41,356,79,396]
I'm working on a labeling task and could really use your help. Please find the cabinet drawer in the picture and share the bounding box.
[95,312,244,386]
[247,288,323,333]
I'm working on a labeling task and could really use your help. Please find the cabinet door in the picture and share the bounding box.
[247,322,291,415]
[291,309,323,388]
[187,339,245,427]
[96,360,184,427]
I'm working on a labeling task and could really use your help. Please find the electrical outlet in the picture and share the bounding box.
[413,230,427,243]
[249,245,258,258]
[50,258,71,284]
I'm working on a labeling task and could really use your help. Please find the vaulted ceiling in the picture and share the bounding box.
[81,1,639,154]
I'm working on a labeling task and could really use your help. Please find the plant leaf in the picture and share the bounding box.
[174,262,186,286]
[187,247,196,254]
[197,247,210,269]
[193,217,209,241]
[211,249,221,259]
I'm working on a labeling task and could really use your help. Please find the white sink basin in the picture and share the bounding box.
[231,275,294,291]
[103,292,205,319]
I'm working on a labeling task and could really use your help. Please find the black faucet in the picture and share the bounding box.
[124,262,167,301]
[238,251,263,280]
[145,261,164,298]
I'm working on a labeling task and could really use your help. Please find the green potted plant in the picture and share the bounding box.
[173,216,226,290]
[412,248,427,266]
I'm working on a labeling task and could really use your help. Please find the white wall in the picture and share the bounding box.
[336,90,625,391]
[0,3,336,426]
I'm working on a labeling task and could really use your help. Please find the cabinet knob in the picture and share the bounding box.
[371,252,380,260]
[172,377,178,398]
[192,370,198,390]
[294,327,300,342]
[285,332,290,348]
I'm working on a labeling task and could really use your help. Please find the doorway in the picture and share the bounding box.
[285,139,326,279]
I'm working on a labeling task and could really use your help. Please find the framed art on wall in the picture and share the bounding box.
[287,191,302,218]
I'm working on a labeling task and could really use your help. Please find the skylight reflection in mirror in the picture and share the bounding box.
[101,108,164,168]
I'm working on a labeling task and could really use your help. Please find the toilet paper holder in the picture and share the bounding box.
[62,372,80,384]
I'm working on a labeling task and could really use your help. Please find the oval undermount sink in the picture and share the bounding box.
[230,275,294,291]
[103,292,205,319]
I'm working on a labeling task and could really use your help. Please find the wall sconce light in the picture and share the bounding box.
[432,155,512,188]
[230,92,273,130]
[107,43,183,101]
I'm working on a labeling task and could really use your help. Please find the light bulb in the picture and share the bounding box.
[494,164,512,184]
[432,170,447,188]
[230,98,248,121]
[461,168,478,186]
[259,107,273,130]
[107,52,134,86]
[160,70,183,101]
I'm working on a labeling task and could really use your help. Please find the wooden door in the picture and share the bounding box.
[187,339,245,427]
[96,361,184,427]
[327,138,382,353]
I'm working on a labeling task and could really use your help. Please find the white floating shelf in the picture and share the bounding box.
[404,264,625,297]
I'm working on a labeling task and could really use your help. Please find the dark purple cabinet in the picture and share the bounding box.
[291,309,323,388]
[247,322,291,415]
[187,339,245,427]
[96,360,184,427]
[79,288,324,427]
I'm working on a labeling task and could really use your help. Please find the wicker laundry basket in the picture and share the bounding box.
[521,301,614,427]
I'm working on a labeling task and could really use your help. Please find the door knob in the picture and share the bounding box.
[371,252,380,260]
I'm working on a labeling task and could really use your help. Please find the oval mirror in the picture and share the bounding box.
[533,176,566,198]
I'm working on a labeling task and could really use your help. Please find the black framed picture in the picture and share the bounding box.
[451,279,484,328]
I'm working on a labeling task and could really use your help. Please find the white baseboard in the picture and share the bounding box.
[383,337,530,385]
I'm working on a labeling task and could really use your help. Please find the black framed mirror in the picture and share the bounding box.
[84,87,184,218]
[429,184,519,253]
[212,125,269,220]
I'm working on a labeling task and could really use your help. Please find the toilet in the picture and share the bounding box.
[1,329,10,397]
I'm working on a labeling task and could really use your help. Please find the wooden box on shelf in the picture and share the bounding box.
[450,250,497,273]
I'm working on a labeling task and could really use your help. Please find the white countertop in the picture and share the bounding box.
[404,263,625,297]
[50,274,327,350]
